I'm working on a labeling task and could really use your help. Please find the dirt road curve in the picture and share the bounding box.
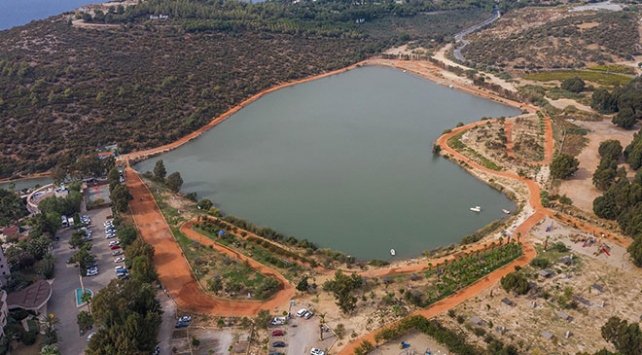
[126,168,294,316]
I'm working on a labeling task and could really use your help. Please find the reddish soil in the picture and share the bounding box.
[126,168,294,316]
[505,119,516,159]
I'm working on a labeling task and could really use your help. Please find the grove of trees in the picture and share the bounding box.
[590,77,642,129]
[550,154,579,179]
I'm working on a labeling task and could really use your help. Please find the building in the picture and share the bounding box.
[0,291,7,340]
[0,246,10,287]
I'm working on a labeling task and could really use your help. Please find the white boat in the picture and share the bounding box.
[470,206,481,212]
[390,248,396,256]
[502,209,511,214]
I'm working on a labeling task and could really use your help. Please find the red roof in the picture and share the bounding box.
[1,225,19,238]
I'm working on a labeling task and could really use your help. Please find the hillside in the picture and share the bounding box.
[0,0,493,179]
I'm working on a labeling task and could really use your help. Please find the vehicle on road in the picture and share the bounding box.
[272,329,285,336]
[311,348,326,355]
[272,341,286,348]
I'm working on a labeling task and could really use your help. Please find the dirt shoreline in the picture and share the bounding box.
[120,57,532,165]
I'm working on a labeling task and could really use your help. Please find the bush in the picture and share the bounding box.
[550,154,579,179]
[500,271,530,295]
[561,77,585,93]
[530,257,550,269]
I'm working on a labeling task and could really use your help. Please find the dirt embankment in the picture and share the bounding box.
[125,168,294,316]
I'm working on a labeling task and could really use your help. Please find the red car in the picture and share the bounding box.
[272,329,285,336]
[110,245,121,250]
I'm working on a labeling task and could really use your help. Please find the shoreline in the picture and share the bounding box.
[120,57,531,165]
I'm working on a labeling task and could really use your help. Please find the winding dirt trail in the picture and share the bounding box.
[126,168,294,316]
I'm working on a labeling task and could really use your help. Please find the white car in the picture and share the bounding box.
[114,257,125,263]
[311,348,325,355]
[296,308,308,317]
[86,268,98,276]
[304,311,314,319]
[109,240,120,246]
[270,317,287,326]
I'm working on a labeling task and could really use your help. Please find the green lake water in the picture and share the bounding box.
[136,66,520,260]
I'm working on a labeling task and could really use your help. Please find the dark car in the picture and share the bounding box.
[175,321,189,329]
[271,329,285,336]
[110,245,121,250]
[272,341,287,348]
[268,352,285,355]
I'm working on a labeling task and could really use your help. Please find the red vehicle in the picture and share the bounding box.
[271,330,285,337]
[110,245,121,250]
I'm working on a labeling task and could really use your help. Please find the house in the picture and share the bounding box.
[7,280,53,318]
[0,225,19,242]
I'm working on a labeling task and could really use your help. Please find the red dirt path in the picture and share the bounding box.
[126,168,294,316]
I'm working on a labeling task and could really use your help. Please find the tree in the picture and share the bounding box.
[0,188,28,226]
[296,276,310,292]
[591,88,618,114]
[153,160,167,179]
[197,199,213,210]
[107,167,120,191]
[628,237,642,267]
[166,172,183,193]
[323,271,364,314]
[560,77,585,93]
[70,231,86,249]
[116,223,137,247]
[130,255,157,283]
[77,310,94,332]
[40,345,61,355]
[598,140,623,162]
[613,107,637,129]
[500,271,530,295]
[70,245,95,274]
[550,154,579,179]
[601,316,642,355]
[110,184,132,213]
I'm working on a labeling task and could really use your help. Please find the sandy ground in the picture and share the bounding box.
[547,98,595,113]
[125,168,293,316]
[368,331,450,355]
[558,119,637,213]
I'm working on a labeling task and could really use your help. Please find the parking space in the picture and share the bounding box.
[266,310,334,355]
[49,206,120,355]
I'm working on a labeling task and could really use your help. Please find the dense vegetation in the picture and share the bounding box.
[0,188,27,226]
[550,154,579,179]
[404,243,522,307]
[593,140,624,191]
[0,0,494,178]
[463,10,640,69]
[323,271,365,314]
[596,317,642,355]
[590,77,642,129]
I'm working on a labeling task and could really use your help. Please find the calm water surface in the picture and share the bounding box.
[0,0,96,30]
[137,66,520,259]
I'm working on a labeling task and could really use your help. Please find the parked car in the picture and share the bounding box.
[296,308,308,317]
[304,311,314,319]
[86,267,98,276]
[108,240,120,246]
[106,234,116,239]
[115,266,127,272]
[269,352,285,355]
[272,341,286,348]
[112,250,123,256]
[179,315,192,323]
[311,348,326,355]
[270,317,287,326]
[175,321,189,329]
[104,219,113,226]
[114,257,125,263]
[271,329,285,336]
[110,245,121,250]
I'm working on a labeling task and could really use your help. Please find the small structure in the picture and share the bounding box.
[468,315,487,327]
[559,255,574,266]
[501,298,516,307]
[541,331,555,341]
[557,310,572,322]
[539,269,555,278]
[590,284,605,295]
[7,280,53,317]
[573,295,592,307]
[0,225,19,242]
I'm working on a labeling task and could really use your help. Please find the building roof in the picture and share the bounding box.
[7,280,52,311]
[0,225,19,238]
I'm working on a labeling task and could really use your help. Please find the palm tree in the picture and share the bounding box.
[81,290,93,313]
[318,312,327,341]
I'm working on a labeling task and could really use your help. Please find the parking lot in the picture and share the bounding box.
[267,309,336,355]
[49,206,120,355]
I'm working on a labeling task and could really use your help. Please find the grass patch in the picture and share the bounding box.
[405,243,522,307]
[523,70,631,87]
[588,64,636,75]
[447,132,502,171]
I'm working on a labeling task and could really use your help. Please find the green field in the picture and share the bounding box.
[588,64,637,75]
[523,70,632,87]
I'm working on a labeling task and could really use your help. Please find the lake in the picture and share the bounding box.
[0,0,96,30]
[136,66,520,259]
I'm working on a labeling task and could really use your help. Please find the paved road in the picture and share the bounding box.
[157,289,177,355]
[49,206,116,355]
[453,7,501,62]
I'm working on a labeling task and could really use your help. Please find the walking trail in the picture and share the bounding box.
[126,168,294,316]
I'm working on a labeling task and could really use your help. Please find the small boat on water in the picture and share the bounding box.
[502,209,511,214]
[470,206,481,212]
[390,248,396,256]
